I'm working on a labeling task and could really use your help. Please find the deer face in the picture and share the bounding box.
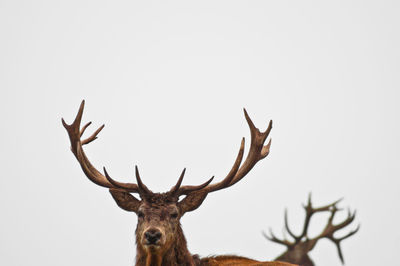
[136,202,179,249]
[109,187,209,255]
[134,195,181,253]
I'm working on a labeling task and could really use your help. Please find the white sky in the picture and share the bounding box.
[1,1,399,266]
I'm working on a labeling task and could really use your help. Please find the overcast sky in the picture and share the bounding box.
[1,1,399,266]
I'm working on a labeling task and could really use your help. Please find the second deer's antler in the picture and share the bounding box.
[312,201,360,263]
[264,194,360,264]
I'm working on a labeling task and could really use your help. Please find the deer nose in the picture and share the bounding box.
[144,228,162,245]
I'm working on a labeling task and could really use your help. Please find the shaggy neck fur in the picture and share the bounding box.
[135,226,198,266]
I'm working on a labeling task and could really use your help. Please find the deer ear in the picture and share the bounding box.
[177,191,208,215]
[109,188,141,213]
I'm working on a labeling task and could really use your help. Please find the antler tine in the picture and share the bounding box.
[169,168,186,196]
[334,240,346,264]
[331,223,360,264]
[177,109,272,197]
[62,100,111,188]
[81,124,105,145]
[262,229,293,247]
[284,208,302,242]
[338,223,360,241]
[174,137,244,196]
[175,176,215,196]
[103,167,140,192]
[201,138,245,193]
[298,194,342,240]
[229,109,272,186]
[312,206,359,264]
[80,121,92,137]
[62,100,140,193]
[313,198,343,213]
[281,194,338,244]
[297,193,316,240]
[135,166,153,196]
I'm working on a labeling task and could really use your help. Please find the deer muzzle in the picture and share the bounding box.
[143,228,164,247]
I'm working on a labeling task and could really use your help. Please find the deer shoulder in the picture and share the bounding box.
[201,255,296,265]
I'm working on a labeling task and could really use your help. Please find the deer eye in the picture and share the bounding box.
[170,212,178,219]
[138,211,144,219]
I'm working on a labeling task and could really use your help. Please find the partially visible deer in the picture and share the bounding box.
[62,101,296,266]
[263,194,359,266]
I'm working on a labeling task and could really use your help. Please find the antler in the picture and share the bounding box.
[285,194,343,243]
[64,102,272,200]
[313,204,360,263]
[170,109,272,197]
[264,194,359,264]
[62,100,145,194]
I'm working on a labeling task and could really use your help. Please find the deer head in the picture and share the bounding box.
[263,194,360,266]
[62,100,273,266]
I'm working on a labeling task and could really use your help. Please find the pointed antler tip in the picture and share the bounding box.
[308,192,313,202]
[135,165,141,179]
[79,100,85,109]
[204,176,215,187]
[243,108,252,122]
[261,230,269,239]
[103,166,110,177]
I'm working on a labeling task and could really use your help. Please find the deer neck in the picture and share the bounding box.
[275,242,316,266]
[136,227,196,266]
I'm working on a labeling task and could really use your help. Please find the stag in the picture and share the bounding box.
[263,194,359,266]
[62,101,296,266]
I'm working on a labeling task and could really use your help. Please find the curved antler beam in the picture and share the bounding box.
[62,100,142,193]
[176,109,272,198]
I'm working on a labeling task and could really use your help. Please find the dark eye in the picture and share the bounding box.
[138,211,144,219]
[170,212,178,219]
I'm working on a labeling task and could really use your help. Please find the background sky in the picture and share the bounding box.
[1,1,399,266]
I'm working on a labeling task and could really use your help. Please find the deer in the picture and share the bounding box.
[62,100,297,266]
[263,194,359,266]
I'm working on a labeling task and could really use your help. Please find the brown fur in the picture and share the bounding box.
[273,242,316,266]
[110,189,296,266]
[135,225,195,266]
[201,255,297,266]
